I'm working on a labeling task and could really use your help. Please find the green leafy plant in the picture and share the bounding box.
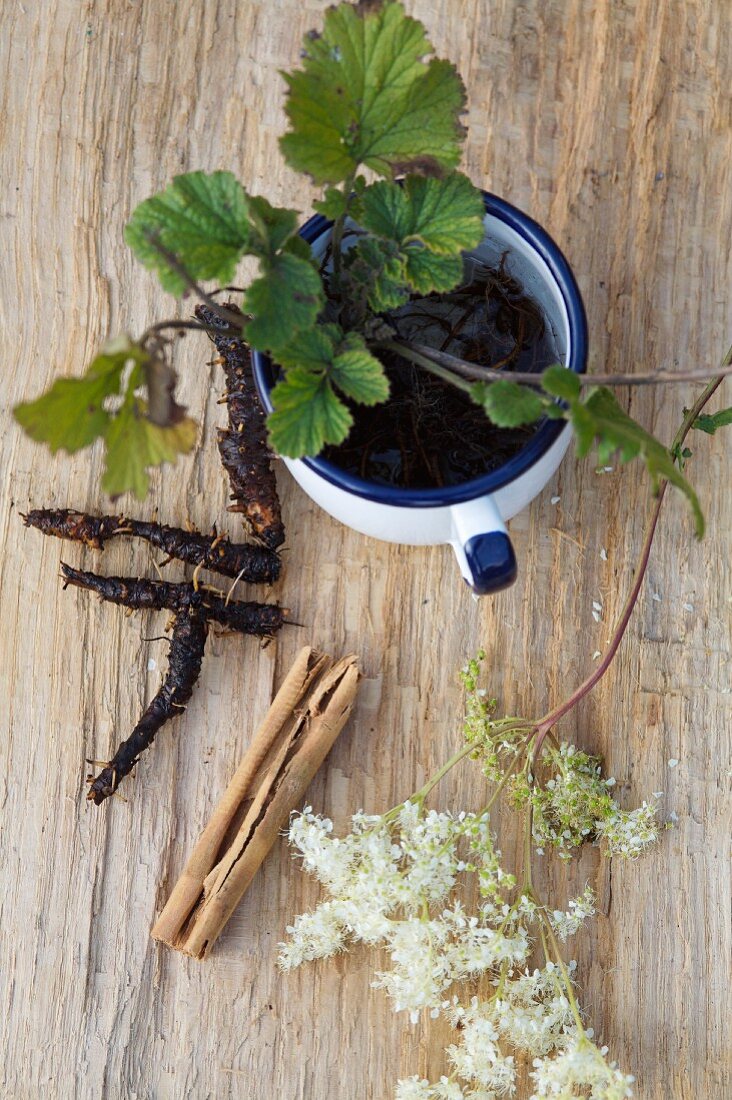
[13,0,732,525]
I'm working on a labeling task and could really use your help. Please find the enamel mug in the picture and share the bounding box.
[252,192,588,595]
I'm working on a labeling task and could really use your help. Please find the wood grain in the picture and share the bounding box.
[1,1,730,1097]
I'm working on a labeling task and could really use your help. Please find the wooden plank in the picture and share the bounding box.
[0,1,729,1096]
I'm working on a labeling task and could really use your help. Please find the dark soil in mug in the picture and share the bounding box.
[323,260,559,489]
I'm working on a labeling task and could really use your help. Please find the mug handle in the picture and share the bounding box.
[449,497,517,595]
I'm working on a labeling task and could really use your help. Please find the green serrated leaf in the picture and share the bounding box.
[244,252,324,353]
[283,234,318,264]
[330,335,390,405]
[280,1,467,184]
[470,379,547,427]
[124,171,250,294]
[356,173,484,254]
[275,324,341,373]
[314,188,350,220]
[692,407,732,434]
[342,236,408,312]
[13,337,147,454]
[247,195,299,257]
[401,247,463,294]
[569,400,598,455]
[101,397,198,500]
[268,368,352,457]
[275,325,389,408]
[351,172,482,297]
[570,387,704,536]
[541,364,581,400]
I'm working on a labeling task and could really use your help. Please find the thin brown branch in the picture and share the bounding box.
[394,339,732,389]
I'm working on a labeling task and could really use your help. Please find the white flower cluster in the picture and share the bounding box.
[440,973,575,1094]
[280,803,640,1099]
[594,800,659,858]
[280,716,660,1097]
[396,1027,634,1100]
[531,1035,635,1098]
[529,744,660,860]
[279,803,528,1019]
[548,885,596,942]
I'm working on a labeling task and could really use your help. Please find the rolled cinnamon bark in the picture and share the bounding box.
[152,646,359,958]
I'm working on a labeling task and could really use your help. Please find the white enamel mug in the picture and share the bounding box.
[252,192,588,594]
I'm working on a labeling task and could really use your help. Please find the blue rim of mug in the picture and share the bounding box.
[251,191,588,508]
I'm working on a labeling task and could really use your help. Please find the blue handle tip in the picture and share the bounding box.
[464,532,517,595]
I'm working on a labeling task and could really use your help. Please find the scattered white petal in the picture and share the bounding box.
[600,547,608,561]
[592,651,601,660]
[668,758,679,768]
[147,658,157,671]
[682,603,694,612]
[592,600,603,612]
[550,495,561,504]
[669,811,679,822]
[651,592,662,602]
[596,465,614,474]
[591,610,601,623]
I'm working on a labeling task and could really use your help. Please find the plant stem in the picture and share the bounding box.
[376,339,474,395]
[416,741,477,801]
[142,319,227,341]
[523,801,534,893]
[392,338,732,390]
[531,350,731,763]
[537,911,586,1034]
[383,719,531,823]
[475,750,526,817]
[330,173,357,275]
[145,234,245,328]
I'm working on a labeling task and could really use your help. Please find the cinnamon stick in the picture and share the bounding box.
[152,646,359,958]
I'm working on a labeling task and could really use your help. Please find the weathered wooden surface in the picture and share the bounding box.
[1,2,730,1097]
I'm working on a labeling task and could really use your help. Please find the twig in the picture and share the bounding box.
[389,338,732,389]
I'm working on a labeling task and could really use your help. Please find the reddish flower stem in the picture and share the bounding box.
[531,358,730,764]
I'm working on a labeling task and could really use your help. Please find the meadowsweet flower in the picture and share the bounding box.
[277,901,346,968]
[445,1000,516,1094]
[548,886,596,941]
[530,1034,635,1098]
[399,803,464,904]
[493,966,575,1056]
[374,917,452,1018]
[281,661,655,1100]
[595,801,659,857]
[460,653,525,782]
[433,1076,467,1099]
[528,744,659,860]
[396,1077,433,1099]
